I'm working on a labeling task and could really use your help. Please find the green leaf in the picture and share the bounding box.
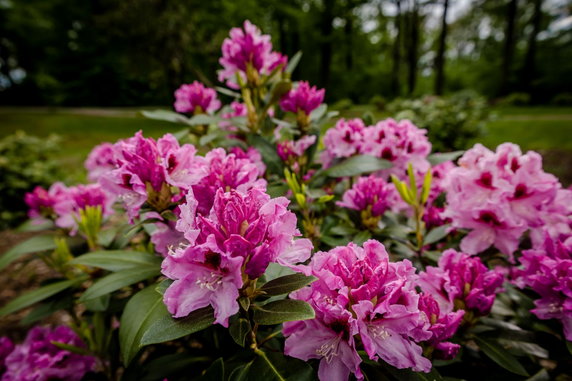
[260,274,316,296]
[198,358,224,381]
[140,353,211,381]
[70,250,161,272]
[248,135,283,175]
[119,286,167,365]
[353,230,372,246]
[83,294,110,312]
[50,341,92,356]
[216,86,241,98]
[285,51,302,74]
[229,318,251,347]
[155,279,173,296]
[249,350,316,381]
[323,155,391,178]
[141,109,189,124]
[0,234,57,271]
[140,306,214,345]
[263,263,296,283]
[427,151,465,166]
[423,225,450,245]
[475,336,529,377]
[79,266,160,302]
[566,341,572,356]
[186,114,220,126]
[253,300,315,325]
[0,278,82,316]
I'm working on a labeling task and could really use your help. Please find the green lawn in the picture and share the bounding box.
[1,106,571,184]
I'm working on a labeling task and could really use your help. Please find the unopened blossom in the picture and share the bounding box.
[418,249,504,318]
[25,182,68,220]
[2,326,95,381]
[84,142,117,181]
[174,81,221,115]
[218,20,287,88]
[418,294,464,360]
[443,143,561,258]
[190,148,267,215]
[280,81,325,115]
[164,188,312,326]
[53,183,114,232]
[285,240,432,381]
[516,235,572,340]
[276,135,316,162]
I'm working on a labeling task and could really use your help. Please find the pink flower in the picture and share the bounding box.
[0,337,14,374]
[52,183,114,232]
[218,20,287,88]
[174,81,221,114]
[322,118,365,166]
[2,326,95,381]
[418,249,504,317]
[190,148,266,215]
[280,81,325,115]
[228,146,266,177]
[516,236,572,340]
[164,188,312,326]
[285,240,433,379]
[219,101,247,131]
[150,220,186,257]
[24,183,68,220]
[276,135,316,162]
[84,142,117,182]
[337,175,390,218]
[418,294,464,360]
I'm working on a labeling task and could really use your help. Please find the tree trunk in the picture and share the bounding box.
[523,0,542,94]
[407,0,420,95]
[434,0,449,95]
[390,0,402,97]
[319,0,335,89]
[500,0,518,95]
[345,14,353,70]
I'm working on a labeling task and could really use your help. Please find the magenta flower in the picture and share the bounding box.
[53,183,114,232]
[516,235,572,340]
[25,182,68,220]
[174,81,221,115]
[164,188,312,325]
[0,337,14,374]
[2,326,95,381]
[285,240,433,379]
[150,220,186,257]
[162,236,243,326]
[418,249,504,317]
[218,20,287,88]
[337,175,390,218]
[228,146,266,177]
[321,118,366,167]
[418,294,464,360]
[280,81,325,115]
[190,148,267,215]
[276,135,316,162]
[84,142,117,182]
[443,143,562,258]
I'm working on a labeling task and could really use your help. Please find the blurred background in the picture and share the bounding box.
[0,0,571,228]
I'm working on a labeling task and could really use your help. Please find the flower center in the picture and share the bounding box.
[316,336,341,363]
[195,273,223,292]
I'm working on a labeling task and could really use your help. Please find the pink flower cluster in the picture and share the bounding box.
[174,81,221,115]
[218,20,287,88]
[516,235,572,340]
[322,118,431,179]
[418,249,504,318]
[337,175,391,218]
[443,143,566,258]
[84,142,116,182]
[276,135,316,164]
[219,101,247,131]
[280,81,325,115]
[25,183,113,233]
[162,188,312,326]
[284,240,457,381]
[1,326,95,381]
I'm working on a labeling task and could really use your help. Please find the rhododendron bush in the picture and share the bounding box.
[1,21,571,381]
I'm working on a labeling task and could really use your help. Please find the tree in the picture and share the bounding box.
[390,0,403,97]
[500,0,518,95]
[406,0,421,95]
[434,0,449,95]
[522,0,542,96]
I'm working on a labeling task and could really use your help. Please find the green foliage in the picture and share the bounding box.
[0,132,62,228]
[369,95,387,111]
[387,92,490,152]
[497,92,531,106]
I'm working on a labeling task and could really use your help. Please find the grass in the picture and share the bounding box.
[1,105,571,183]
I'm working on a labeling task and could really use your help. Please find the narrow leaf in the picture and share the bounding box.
[286,51,303,74]
[427,151,465,166]
[70,250,161,272]
[140,306,214,345]
[79,266,160,302]
[323,155,391,178]
[423,225,450,245]
[0,234,57,271]
[253,300,315,325]
[475,336,529,377]
[141,110,189,124]
[260,274,316,296]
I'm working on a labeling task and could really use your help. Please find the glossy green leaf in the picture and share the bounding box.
[323,155,391,178]
[0,234,57,271]
[0,278,82,316]
[475,336,529,377]
[140,306,214,345]
[79,266,160,302]
[229,318,251,347]
[249,350,316,381]
[427,151,465,166]
[253,300,315,325]
[423,225,450,245]
[198,358,224,381]
[260,274,316,296]
[141,109,189,124]
[70,250,161,272]
[285,51,302,74]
